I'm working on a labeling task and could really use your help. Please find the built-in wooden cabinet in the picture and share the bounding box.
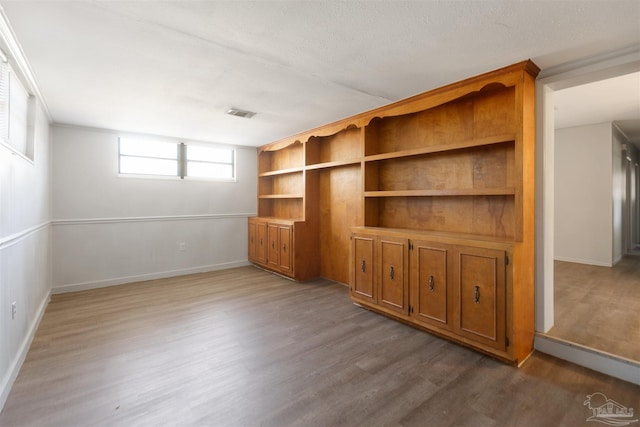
[250,60,538,364]
[248,218,297,278]
[350,227,512,361]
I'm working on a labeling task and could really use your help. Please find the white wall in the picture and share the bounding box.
[554,123,614,266]
[0,101,51,409]
[51,125,257,293]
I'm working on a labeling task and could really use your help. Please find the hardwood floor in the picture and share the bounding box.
[1,266,638,426]
[550,256,640,361]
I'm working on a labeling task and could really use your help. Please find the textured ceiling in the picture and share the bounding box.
[1,1,639,147]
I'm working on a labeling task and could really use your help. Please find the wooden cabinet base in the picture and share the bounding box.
[350,226,533,366]
[248,217,320,281]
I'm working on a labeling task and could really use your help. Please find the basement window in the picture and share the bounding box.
[0,58,35,160]
[118,138,235,180]
[186,145,235,179]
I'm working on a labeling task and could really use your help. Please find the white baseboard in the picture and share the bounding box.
[535,334,640,385]
[0,289,51,412]
[553,256,612,267]
[52,260,251,294]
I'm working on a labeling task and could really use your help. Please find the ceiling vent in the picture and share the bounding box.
[226,108,256,119]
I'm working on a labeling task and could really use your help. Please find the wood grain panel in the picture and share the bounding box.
[378,236,409,316]
[319,165,362,284]
[374,196,515,239]
[412,242,449,327]
[457,248,506,351]
[255,221,267,264]
[473,86,516,139]
[306,127,361,165]
[259,199,304,219]
[351,234,376,303]
[367,97,474,155]
[368,143,513,192]
[259,141,304,172]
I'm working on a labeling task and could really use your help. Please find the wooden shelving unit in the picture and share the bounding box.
[249,60,539,364]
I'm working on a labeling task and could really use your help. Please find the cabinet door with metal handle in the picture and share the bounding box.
[411,242,448,328]
[457,247,506,351]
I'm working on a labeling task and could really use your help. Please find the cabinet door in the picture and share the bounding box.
[456,247,506,351]
[351,234,376,304]
[378,237,409,316]
[411,241,449,328]
[255,222,267,264]
[279,225,293,274]
[268,223,280,269]
[248,220,256,261]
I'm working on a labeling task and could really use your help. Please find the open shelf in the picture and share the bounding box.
[365,86,516,157]
[258,198,304,219]
[258,194,304,199]
[364,195,516,240]
[305,127,362,168]
[364,142,515,194]
[258,141,304,175]
[364,134,515,162]
[365,188,516,197]
[258,167,304,177]
[305,159,361,171]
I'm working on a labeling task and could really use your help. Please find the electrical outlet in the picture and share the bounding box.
[11,301,16,320]
[178,242,186,251]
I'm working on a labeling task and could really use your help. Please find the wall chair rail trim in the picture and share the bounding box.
[0,221,50,250]
[51,213,257,226]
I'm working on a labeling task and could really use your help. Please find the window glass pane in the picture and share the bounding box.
[120,156,178,176]
[119,138,177,159]
[9,72,29,155]
[187,145,233,163]
[0,62,9,142]
[187,161,233,179]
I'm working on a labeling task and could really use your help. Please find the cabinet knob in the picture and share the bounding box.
[361,260,366,273]
[474,285,480,304]
[428,275,434,291]
[389,266,395,280]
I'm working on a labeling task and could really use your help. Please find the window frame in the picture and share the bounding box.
[0,56,36,162]
[185,143,236,181]
[118,137,237,182]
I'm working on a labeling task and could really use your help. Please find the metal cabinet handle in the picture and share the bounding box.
[390,266,395,280]
[428,275,434,291]
[361,260,366,273]
[474,285,480,304]
[272,241,275,249]
[260,239,263,246]
[283,243,286,252]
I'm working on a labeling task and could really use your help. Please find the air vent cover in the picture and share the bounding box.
[226,108,256,119]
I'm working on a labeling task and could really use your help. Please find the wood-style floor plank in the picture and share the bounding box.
[551,256,640,361]
[1,266,638,426]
